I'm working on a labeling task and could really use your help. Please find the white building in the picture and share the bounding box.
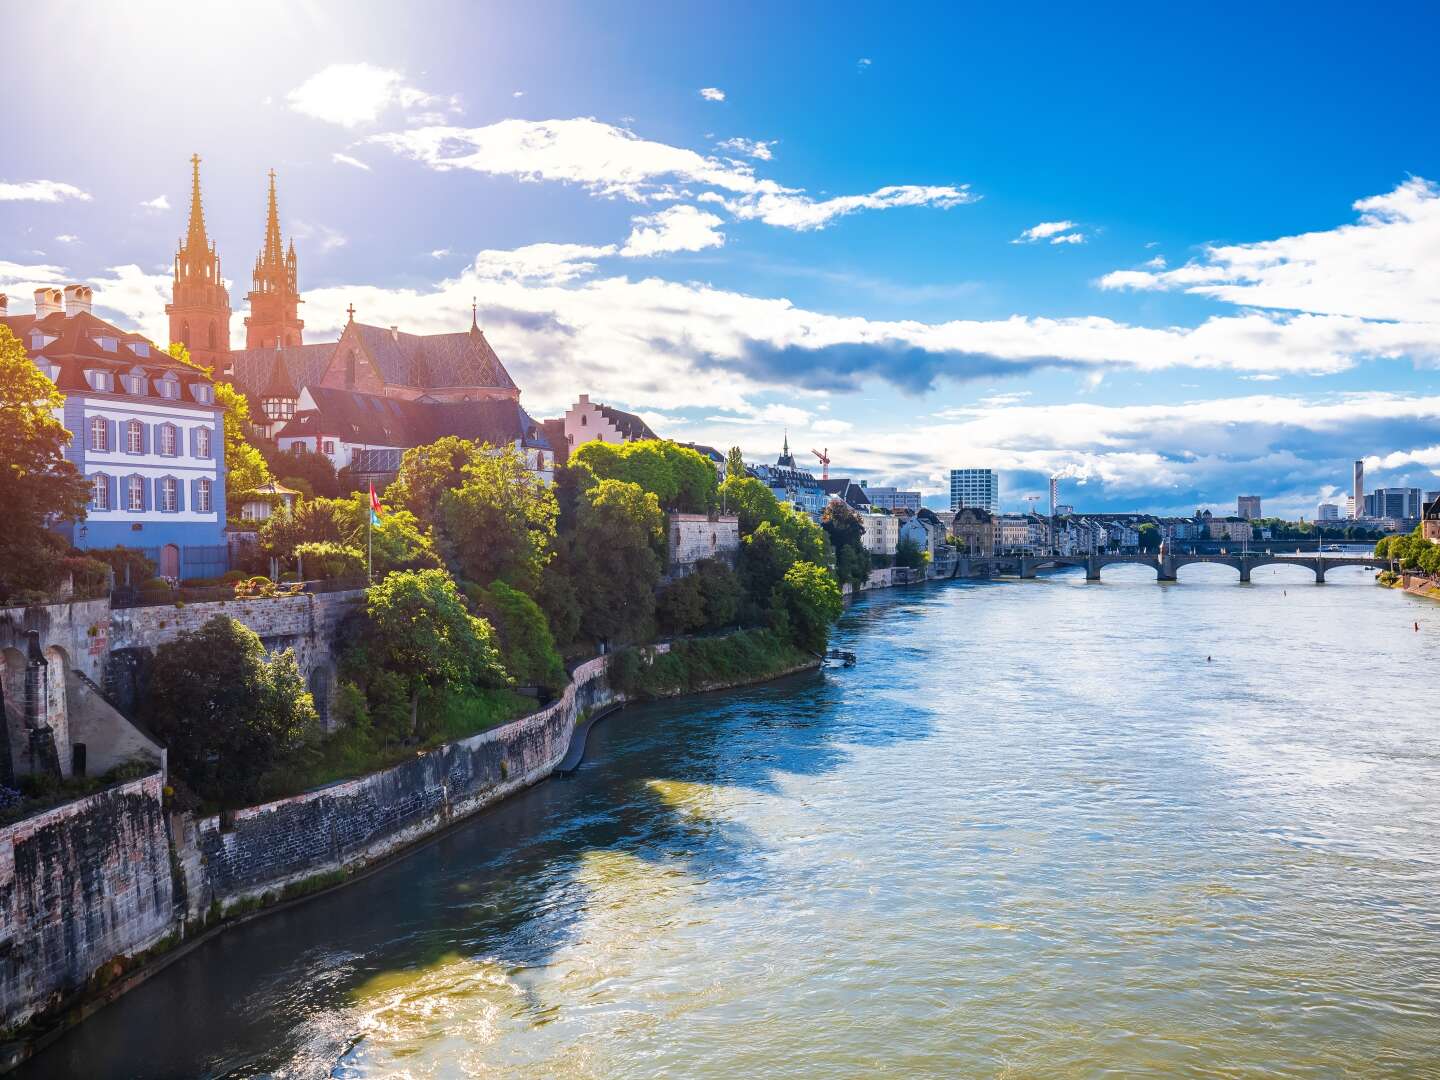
[665,513,741,580]
[950,468,998,512]
[562,394,658,453]
[1317,502,1340,521]
[994,515,1031,553]
[859,512,900,558]
[865,485,922,512]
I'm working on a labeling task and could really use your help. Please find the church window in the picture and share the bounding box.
[208,322,217,349]
[580,414,587,427]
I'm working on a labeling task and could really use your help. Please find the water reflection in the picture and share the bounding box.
[22,567,1440,1079]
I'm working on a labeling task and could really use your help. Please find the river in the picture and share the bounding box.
[23,563,1440,1079]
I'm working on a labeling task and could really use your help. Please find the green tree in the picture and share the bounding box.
[725,445,747,480]
[895,536,926,571]
[470,580,566,692]
[564,478,665,644]
[141,616,315,807]
[438,445,558,591]
[261,494,441,576]
[719,475,783,534]
[1136,522,1161,551]
[0,325,91,603]
[571,438,717,513]
[738,521,802,617]
[822,500,870,589]
[361,569,505,734]
[386,436,486,527]
[268,446,340,498]
[656,573,707,635]
[658,558,743,635]
[777,561,843,652]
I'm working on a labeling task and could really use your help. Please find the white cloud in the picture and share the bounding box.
[55,234,80,244]
[716,137,776,161]
[1142,256,1166,269]
[139,194,170,210]
[699,87,726,102]
[621,205,726,257]
[1014,220,1085,245]
[471,242,618,284]
[1098,177,1440,322]
[370,117,976,229]
[0,180,91,203]
[430,248,452,259]
[287,63,439,128]
[291,221,347,253]
[812,418,854,434]
[857,58,873,71]
[331,152,372,171]
[513,90,525,98]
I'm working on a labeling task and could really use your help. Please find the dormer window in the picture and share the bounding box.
[192,383,213,404]
[86,370,114,392]
[95,336,118,352]
[157,376,180,400]
[124,371,148,395]
[129,342,149,357]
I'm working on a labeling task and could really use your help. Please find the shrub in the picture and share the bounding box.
[294,541,365,581]
[466,580,565,692]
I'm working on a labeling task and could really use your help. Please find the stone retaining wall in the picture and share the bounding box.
[180,653,626,915]
[0,774,172,1032]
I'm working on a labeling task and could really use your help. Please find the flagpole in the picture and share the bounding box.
[367,482,374,584]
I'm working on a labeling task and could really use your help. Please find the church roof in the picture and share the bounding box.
[352,323,518,391]
[276,387,550,450]
[260,351,298,399]
[229,342,332,400]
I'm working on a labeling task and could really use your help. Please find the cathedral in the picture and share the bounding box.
[167,156,553,486]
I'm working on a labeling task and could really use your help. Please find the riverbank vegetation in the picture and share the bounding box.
[1375,526,1440,576]
[143,432,849,807]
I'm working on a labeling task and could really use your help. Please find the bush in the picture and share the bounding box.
[609,629,810,699]
[89,546,157,586]
[776,560,843,652]
[466,580,566,692]
[294,541,365,581]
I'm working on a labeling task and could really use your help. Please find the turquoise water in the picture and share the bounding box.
[25,564,1440,1078]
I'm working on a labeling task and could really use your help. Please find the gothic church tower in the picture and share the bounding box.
[166,154,232,370]
[244,170,304,349]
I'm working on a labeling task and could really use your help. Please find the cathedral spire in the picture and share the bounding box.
[184,153,208,256]
[168,154,232,369]
[262,168,283,267]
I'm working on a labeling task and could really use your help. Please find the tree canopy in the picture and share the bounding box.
[561,478,665,644]
[0,325,92,603]
[142,616,315,807]
[571,438,717,513]
[438,444,558,591]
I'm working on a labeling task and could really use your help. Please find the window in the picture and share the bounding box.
[92,474,109,510]
[86,370,113,392]
[127,475,144,511]
[580,414,588,427]
[159,424,177,456]
[124,373,147,395]
[89,417,108,451]
[197,478,212,513]
[126,419,143,453]
[95,336,118,352]
[129,342,149,358]
[322,440,335,455]
[196,426,211,458]
[160,477,178,512]
[192,384,213,404]
[158,377,180,400]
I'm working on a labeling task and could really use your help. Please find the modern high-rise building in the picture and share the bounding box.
[1237,495,1262,520]
[1352,460,1364,518]
[1317,502,1340,521]
[863,486,922,512]
[949,468,999,512]
[1364,487,1422,520]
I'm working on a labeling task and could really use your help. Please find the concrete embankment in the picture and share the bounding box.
[0,638,821,1069]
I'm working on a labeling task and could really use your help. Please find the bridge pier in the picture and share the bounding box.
[1085,556,1100,581]
[1157,559,1177,582]
[1315,565,1326,584]
[1019,558,1037,580]
[1239,565,1251,583]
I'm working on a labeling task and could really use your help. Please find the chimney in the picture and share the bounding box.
[0,294,8,317]
[389,325,399,342]
[63,284,93,317]
[34,287,63,318]
[578,393,590,405]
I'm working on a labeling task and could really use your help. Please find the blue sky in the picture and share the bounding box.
[5,1,1440,515]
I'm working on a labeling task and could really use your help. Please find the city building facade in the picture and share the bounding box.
[1317,502,1340,521]
[949,467,998,512]
[2,287,227,580]
[950,507,994,555]
[1237,495,1262,520]
[864,485,922,512]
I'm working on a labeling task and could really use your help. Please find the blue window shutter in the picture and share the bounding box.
[189,426,198,457]
[106,419,116,451]
[139,423,150,455]
[174,477,185,512]
[190,477,200,511]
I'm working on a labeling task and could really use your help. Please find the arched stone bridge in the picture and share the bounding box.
[976,552,1396,583]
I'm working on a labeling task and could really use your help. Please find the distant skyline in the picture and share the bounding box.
[4,1,1440,515]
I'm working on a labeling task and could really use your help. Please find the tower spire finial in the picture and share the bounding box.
[263,168,283,266]
[471,295,478,331]
[184,152,208,254]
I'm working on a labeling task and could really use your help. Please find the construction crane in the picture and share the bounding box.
[812,448,831,481]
